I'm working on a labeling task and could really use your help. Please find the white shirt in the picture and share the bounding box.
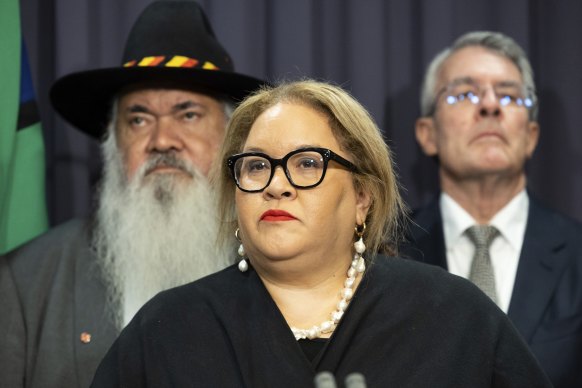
[440,190,529,313]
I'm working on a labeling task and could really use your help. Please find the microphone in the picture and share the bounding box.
[314,371,337,388]
[345,373,367,388]
[314,371,367,388]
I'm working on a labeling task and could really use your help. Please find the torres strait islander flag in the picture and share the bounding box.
[0,0,48,253]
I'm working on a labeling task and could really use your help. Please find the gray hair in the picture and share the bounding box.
[420,31,538,120]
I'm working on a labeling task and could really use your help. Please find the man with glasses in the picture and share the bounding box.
[403,31,582,388]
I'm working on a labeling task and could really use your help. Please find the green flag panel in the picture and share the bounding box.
[0,0,48,253]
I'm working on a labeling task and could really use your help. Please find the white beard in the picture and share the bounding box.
[93,134,235,327]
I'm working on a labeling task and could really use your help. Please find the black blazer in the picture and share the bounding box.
[401,195,582,388]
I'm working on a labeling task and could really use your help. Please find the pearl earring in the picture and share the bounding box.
[353,223,366,273]
[235,228,248,272]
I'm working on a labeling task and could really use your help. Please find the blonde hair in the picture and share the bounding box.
[214,79,407,256]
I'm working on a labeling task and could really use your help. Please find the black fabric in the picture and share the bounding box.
[17,100,40,130]
[298,339,326,363]
[401,195,582,388]
[92,257,551,388]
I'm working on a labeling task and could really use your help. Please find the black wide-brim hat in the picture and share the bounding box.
[50,0,267,139]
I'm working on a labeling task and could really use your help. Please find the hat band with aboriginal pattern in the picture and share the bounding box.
[123,55,220,70]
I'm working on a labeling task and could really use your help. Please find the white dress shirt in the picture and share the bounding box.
[440,190,529,313]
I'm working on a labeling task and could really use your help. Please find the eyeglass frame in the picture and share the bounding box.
[227,147,360,193]
[427,78,537,116]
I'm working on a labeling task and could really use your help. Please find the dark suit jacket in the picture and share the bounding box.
[401,195,582,388]
[0,219,117,388]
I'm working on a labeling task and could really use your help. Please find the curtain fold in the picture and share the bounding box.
[20,0,582,225]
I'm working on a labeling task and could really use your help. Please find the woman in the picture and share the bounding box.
[91,80,551,387]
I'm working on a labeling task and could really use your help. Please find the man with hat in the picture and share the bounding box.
[0,1,266,387]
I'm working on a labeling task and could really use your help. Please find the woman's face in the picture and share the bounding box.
[235,102,370,267]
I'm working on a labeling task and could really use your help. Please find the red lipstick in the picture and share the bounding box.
[260,209,297,221]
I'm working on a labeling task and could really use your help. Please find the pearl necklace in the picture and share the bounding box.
[290,237,366,341]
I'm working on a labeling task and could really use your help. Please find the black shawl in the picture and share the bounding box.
[91,256,551,387]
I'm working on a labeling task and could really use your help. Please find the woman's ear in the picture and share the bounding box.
[355,188,371,225]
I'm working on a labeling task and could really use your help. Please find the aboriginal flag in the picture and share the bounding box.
[0,0,48,253]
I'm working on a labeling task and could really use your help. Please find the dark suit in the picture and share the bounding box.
[0,219,117,388]
[402,195,582,388]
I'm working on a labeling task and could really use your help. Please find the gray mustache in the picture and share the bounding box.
[144,152,193,177]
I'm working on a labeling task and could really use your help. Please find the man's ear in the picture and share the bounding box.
[525,120,540,159]
[355,188,372,226]
[415,117,438,157]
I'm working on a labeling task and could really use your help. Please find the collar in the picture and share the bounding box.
[440,190,529,251]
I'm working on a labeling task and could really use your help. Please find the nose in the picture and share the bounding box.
[478,87,501,118]
[147,117,184,152]
[263,166,296,200]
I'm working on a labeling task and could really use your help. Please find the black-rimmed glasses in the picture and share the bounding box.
[227,147,359,193]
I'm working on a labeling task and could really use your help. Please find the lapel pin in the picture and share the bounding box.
[80,332,92,344]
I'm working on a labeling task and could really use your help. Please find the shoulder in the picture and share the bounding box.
[368,256,499,316]
[115,265,256,356]
[526,198,582,264]
[355,257,538,371]
[369,255,458,290]
[408,196,441,231]
[5,218,91,260]
[360,257,550,385]
[130,265,243,325]
[3,218,93,289]
[362,257,535,373]
[400,197,443,260]
[528,197,582,237]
